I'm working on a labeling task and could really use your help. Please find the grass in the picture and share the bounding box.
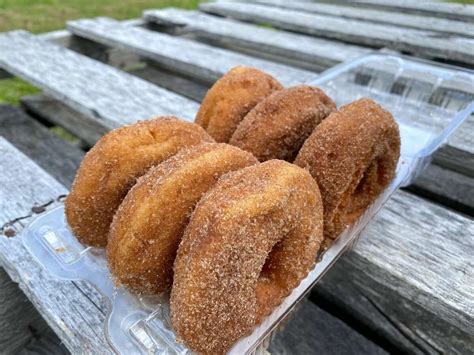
[0,77,40,104]
[0,0,201,33]
[0,0,202,105]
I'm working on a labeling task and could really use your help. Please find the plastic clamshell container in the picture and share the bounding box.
[22,53,473,354]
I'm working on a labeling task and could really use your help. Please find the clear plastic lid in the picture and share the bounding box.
[308,53,474,159]
[21,53,473,354]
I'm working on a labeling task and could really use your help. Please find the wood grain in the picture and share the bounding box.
[0,268,48,354]
[270,298,387,355]
[409,163,474,214]
[349,0,474,23]
[354,190,474,333]
[0,30,199,129]
[199,2,474,64]
[313,256,474,354]
[0,105,84,188]
[253,0,474,38]
[67,17,315,86]
[0,138,113,354]
[143,8,370,71]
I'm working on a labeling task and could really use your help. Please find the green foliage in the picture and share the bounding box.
[0,77,39,104]
[50,126,80,144]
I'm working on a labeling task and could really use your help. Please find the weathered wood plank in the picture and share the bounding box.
[17,327,69,355]
[199,2,474,64]
[132,67,208,103]
[253,0,474,38]
[0,30,199,129]
[0,105,84,188]
[67,17,315,86]
[313,256,474,354]
[20,94,109,147]
[143,8,370,71]
[0,138,387,354]
[0,138,113,354]
[409,164,474,215]
[270,299,387,355]
[348,0,474,23]
[356,190,473,333]
[0,268,50,354]
[434,145,474,177]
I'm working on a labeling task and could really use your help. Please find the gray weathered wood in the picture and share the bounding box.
[355,189,474,333]
[20,94,110,147]
[269,299,387,355]
[313,256,474,354]
[17,327,69,355]
[143,8,370,71]
[67,17,315,86]
[348,0,474,23]
[0,30,199,130]
[0,138,113,354]
[253,0,474,38]
[132,67,208,103]
[410,163,474,214]
[434,144,474,177]
[199,2,474,64]
[0,105,84,188]
[0,268,50,354]
[0,138,388,354]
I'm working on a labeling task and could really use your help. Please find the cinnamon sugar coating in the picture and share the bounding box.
[107,143,258,294]
[65,117,214,247]
[195,66,283,142]
[230,85,336,161]
[295,98,400,242]
[171,160,323,354]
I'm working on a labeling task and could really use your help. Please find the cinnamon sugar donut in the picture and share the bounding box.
[295,98,400,242]
[195,66,283,142]
[171,160,323,354]
[107,143,258,294]
[65,118,214,247]
[230,85,336,161]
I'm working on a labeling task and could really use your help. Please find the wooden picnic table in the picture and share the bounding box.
[0,1,473,354]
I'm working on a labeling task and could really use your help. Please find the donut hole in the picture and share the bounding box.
[347,155,387,223]
[255,240,287,321]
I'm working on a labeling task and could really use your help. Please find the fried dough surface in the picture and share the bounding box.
[196,66,283,142]
[107,143,258,293]
[171,160,323,354]
[230,85,336,161]
[295,98,400,242]
[65,117,214,247]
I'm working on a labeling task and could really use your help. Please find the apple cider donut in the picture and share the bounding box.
[65,118,214,247]
[230,85,336,161]
[295,98,400,242]
[107,143,258,294]
[171,160,323,355]
[195,66,283,142]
